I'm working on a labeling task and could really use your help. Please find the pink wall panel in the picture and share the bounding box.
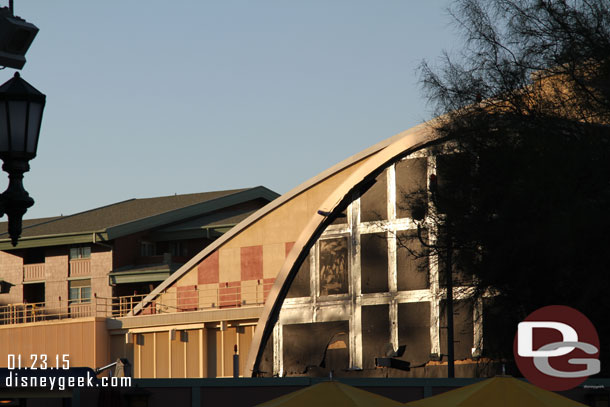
[219,281,241,308]
[240,246,263,281]
[198,251,219,285]
[177,285,198,311]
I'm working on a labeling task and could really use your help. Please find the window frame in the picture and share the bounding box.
[69,246,91,260]
[68,279,91,304]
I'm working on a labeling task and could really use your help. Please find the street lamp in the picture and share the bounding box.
[0,71,45,246]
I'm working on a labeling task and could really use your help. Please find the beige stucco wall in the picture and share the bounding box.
[0,251,23,305]
[90,248,113,299]
[111,324,255,378]
[0,317,109,370]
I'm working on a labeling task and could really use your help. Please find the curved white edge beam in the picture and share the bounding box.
[129,124,430,317]
[245,124,446,376]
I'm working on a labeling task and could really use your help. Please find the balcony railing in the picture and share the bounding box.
[23,263,45,281]
[139,280,275,315]
[0,294,148,325]
[69,258,91,276]
[0,280,275,326]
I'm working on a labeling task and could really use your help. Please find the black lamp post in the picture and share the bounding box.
[0,71,45,246]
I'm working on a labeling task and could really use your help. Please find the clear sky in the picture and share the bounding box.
[11,1,456,219]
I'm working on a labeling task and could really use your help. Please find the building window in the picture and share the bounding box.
[70,246,91,260]
[169,241,186,257]
[69,279,91,304]
[140,241,156,257]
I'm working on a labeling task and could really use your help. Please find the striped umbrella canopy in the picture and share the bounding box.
[256,381,403,407]
[405,376,587,407]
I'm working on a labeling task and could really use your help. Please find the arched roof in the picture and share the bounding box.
[244,121,444,375]
[131,122,436,317]
[130,120,444,376]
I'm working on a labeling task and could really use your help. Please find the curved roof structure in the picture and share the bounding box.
[131,120,443,376]
[244,122,444,374]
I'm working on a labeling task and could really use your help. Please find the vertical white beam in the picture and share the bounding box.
[350,299,363,369]
[473,297,484,357]
[311,247,318,322]
[350,196,361,298]
[350,195,362,369]
[387,166,398,294]
[390,299,399,351]
[387,165,397,221]
[388,166,399,350]
[273,323,283,377]
[426,156,441,356]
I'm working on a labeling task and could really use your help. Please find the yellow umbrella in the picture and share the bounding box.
[405,376,587,407]
[256,381,403,407]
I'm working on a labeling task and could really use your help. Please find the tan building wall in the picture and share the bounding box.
[108,310,258,379]
[0,251,23,305]
[121,325,255,379]
[90,248,113,299]
[0,244,113,314]
[0,317,109,370]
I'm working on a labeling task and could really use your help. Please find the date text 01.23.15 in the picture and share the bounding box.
[7,354,69,370]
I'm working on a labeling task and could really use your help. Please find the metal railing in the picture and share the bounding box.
[134,280,274,315]
[0,294,148,325]
[0,280,275,325]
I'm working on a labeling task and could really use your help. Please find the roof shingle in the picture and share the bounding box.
[0,189,251,239]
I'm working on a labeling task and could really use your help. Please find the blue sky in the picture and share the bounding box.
[12,1,456,219]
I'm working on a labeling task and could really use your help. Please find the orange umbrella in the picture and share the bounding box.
[405,376,587,407]
[256,381,403,407]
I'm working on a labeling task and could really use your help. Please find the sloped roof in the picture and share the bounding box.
[0,187,279,250]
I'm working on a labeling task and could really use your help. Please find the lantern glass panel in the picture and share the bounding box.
[8,100,27,153]
[26,102,42,155]
[0,101,8,152]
